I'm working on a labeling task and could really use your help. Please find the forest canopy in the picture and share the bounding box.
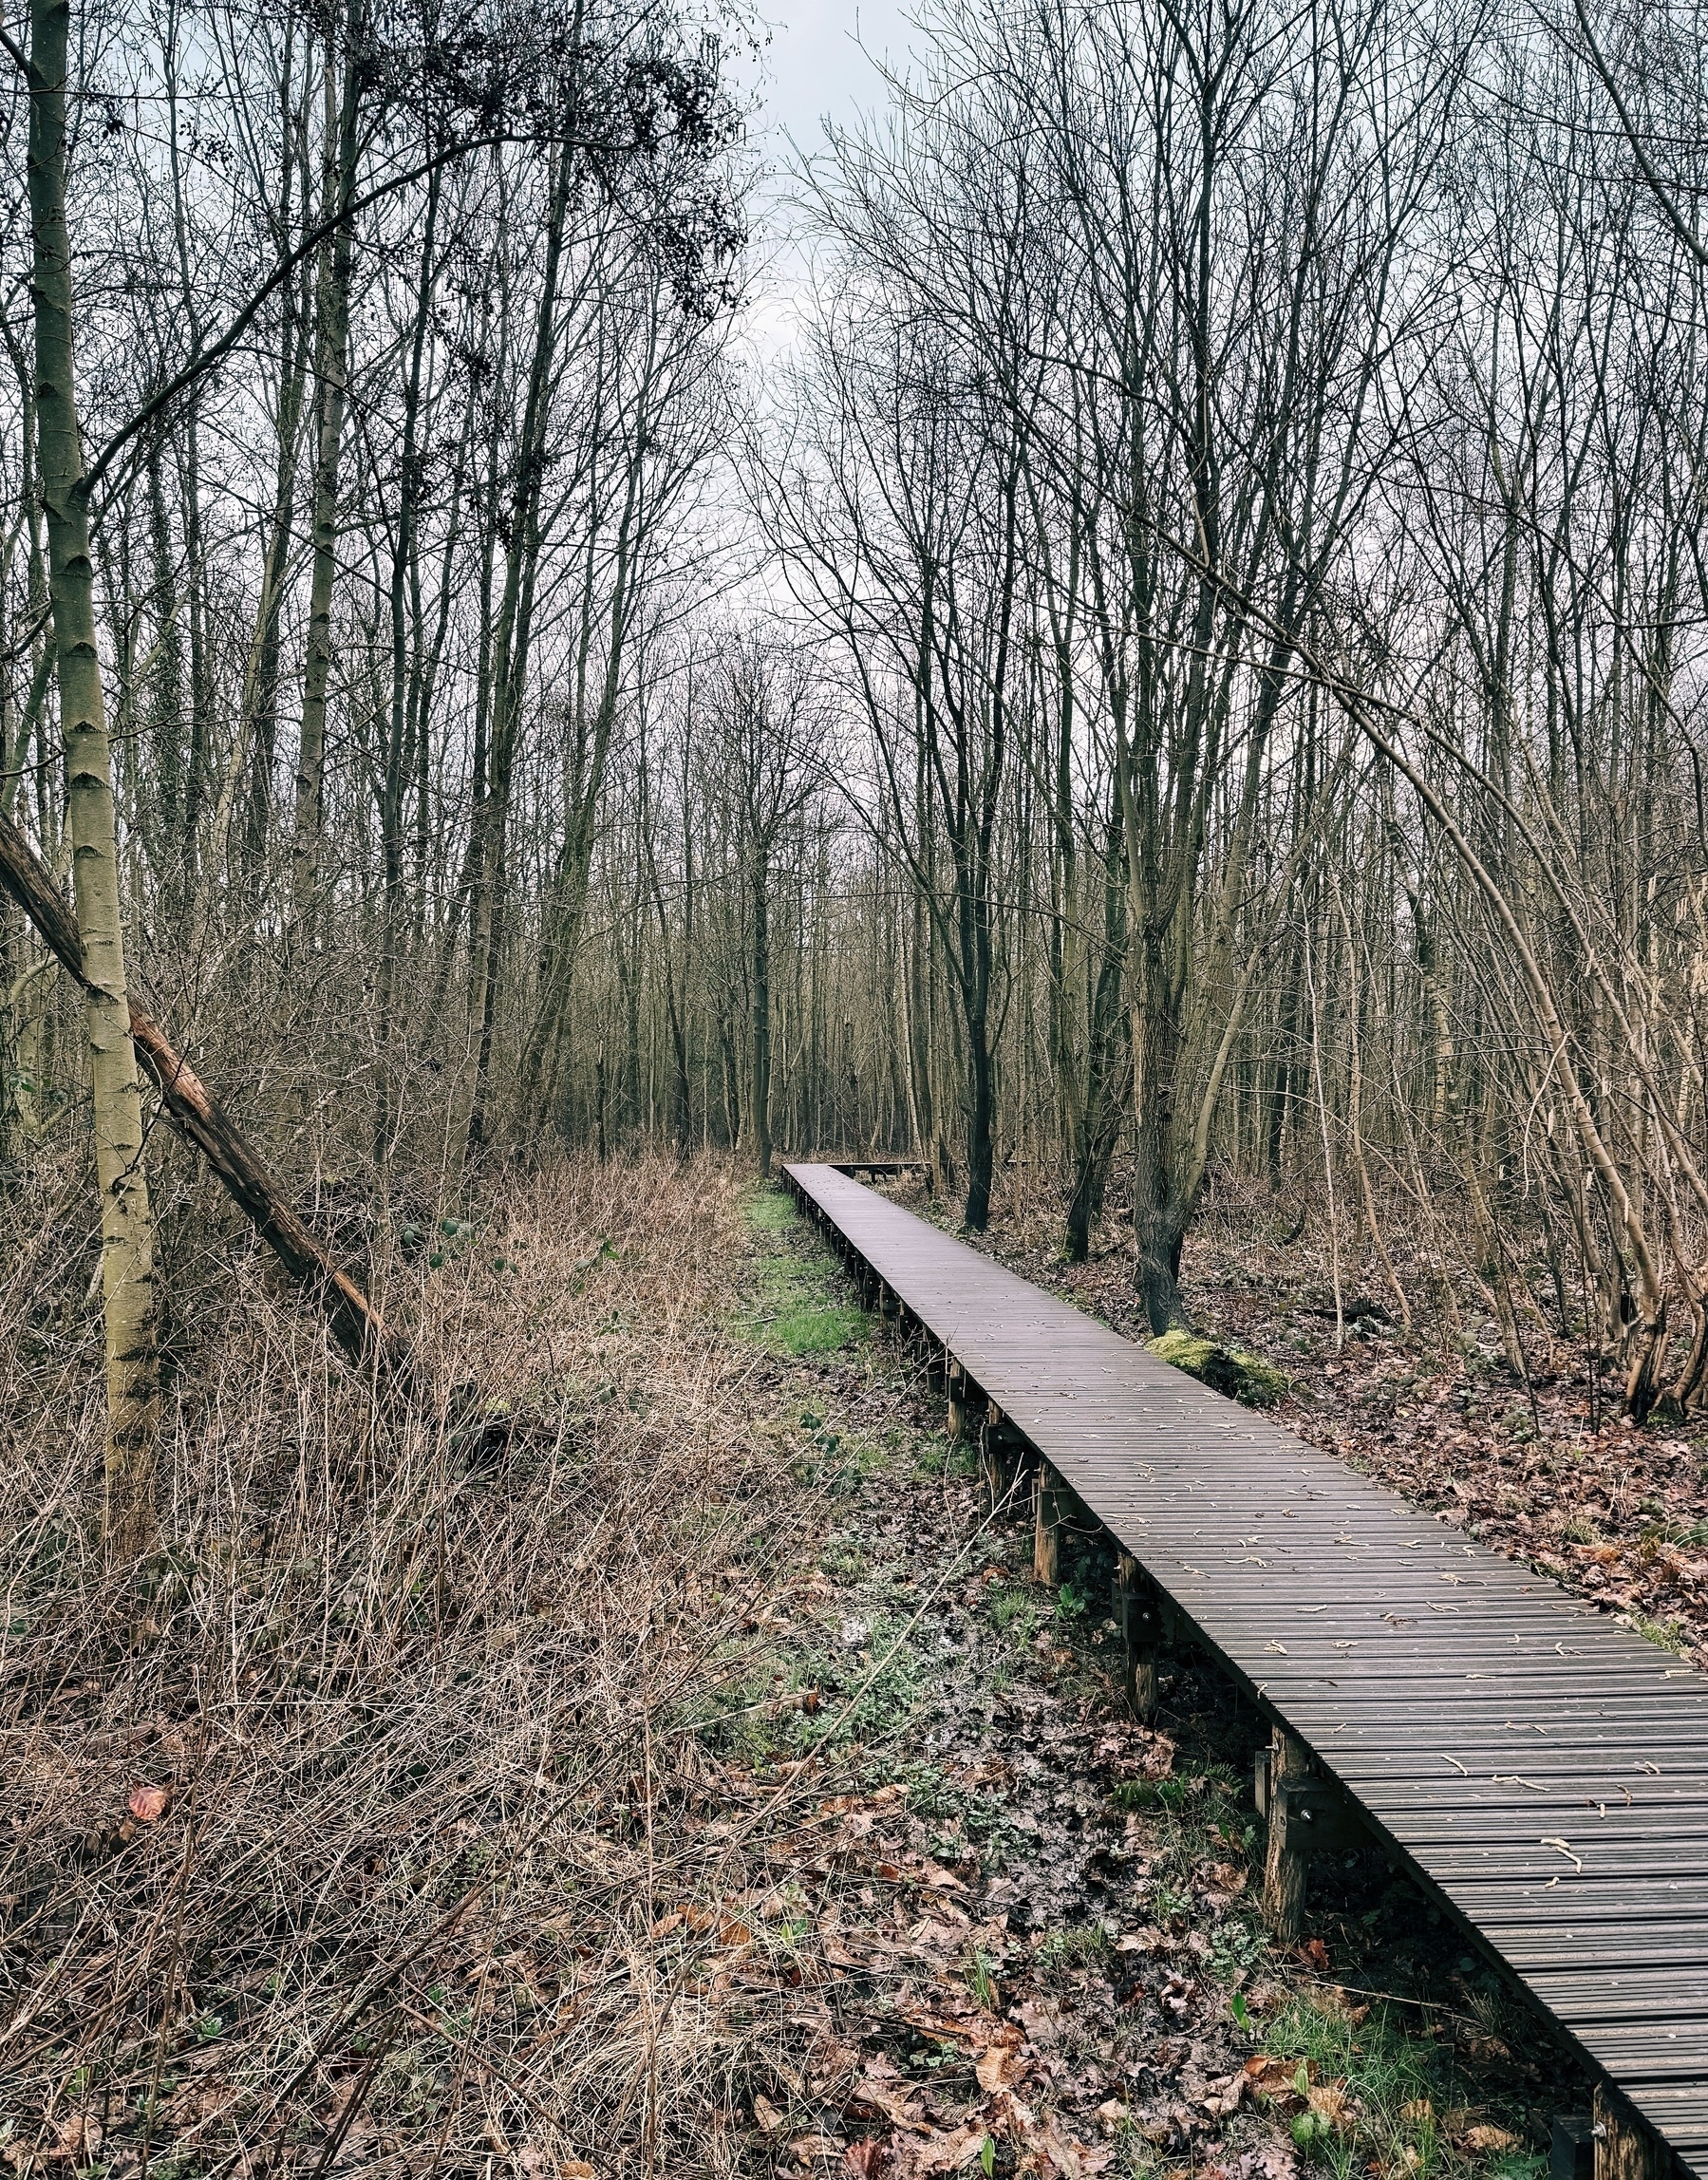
[5,0,1708,1522]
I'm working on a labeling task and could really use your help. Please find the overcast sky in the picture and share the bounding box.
[755,0,917,160]
[736,2,920,357]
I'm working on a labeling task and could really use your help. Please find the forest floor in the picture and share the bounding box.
[926,1173,1708,1682]
[2,1157,1584,2178]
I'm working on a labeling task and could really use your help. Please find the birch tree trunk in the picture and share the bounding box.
[27,0,160,1553]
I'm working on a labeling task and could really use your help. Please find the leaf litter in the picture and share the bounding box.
[724,1189,1584,2180]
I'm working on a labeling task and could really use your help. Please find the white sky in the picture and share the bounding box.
[738,1,920,360]
[754,0,918,160]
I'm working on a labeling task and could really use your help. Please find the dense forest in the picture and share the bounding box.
[6,0,1708,2169]
[11,0,1708,1517]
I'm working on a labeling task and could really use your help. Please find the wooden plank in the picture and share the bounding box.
[784,1162,1708,2176]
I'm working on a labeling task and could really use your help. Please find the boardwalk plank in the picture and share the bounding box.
[785,1162,1708,2171]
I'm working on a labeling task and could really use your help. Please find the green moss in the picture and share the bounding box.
[1148,1326,1288,1407]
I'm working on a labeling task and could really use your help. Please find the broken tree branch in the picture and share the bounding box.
[0,807,409,1383]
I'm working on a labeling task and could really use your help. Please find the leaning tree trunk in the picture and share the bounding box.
[28,0,160,1554]
[0,809,409,1382]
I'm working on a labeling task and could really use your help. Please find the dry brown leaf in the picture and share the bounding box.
[844,2144,884,2177]
[975,2028,1025,2093]
[755,2095,787,2136]
[854,2077,929,2127]
[1244,2055,1306,2113]
[914,2123,992,2173]
[1008,2101,1113,2178]
[49,2116,102,2164]
[1200,2071,1249,2118]
[1461,2127,1520,2153]
[127,1784,168,1825]
[1306,2083,1351,2127]
[791,2137,845,2166]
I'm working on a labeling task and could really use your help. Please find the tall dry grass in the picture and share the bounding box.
[2,1151,839,2176]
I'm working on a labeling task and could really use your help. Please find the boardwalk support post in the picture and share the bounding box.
[981,1402,1013,1513]
[1034,1461,1062,1584]
[1592,2088,1664,2180]
[948,1361,967,1442]
[1115,1552,1160,1718]
[1263,1727,1314,1939]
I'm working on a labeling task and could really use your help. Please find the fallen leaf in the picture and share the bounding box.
[852,2074,929,2128]
[791,2138,845,2166]
[976,2030,1025,2093]
[1461,2128,1519,2153]
[1307,2083,1351,2127]
[560,2163,595,2178]
[1303,1939,1330,1970]
[845,2145,884,2177]
[49,2116,102,2164]
[1016,1996,1064,2047]
[127,1784,169,1825]
[755,2095,787,2136]
[1201,2072,1248,2118]
[915,2124,992,2173]
[920,1859,968,1891]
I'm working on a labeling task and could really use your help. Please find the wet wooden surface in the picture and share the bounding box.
[785,1162,1708,2165]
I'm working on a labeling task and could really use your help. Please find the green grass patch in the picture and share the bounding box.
[1254,1991,1542,2180]
[740,1184,871,1356]
[914,1432,979,1479]
[986,1585,1043,1645]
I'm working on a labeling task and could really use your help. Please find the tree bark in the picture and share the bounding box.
[0,806,407,1382]
[752,844,772,1176]
[28,0,160,1554]
[291,22,360,919]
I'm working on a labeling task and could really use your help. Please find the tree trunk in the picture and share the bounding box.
[28,0,160,1554]
[0,807,406,1382]
[752,845,772,1177]
[291,23,359,919]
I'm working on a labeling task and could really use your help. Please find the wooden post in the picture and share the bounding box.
[1263,1727,1313,1939]
[948,1360,967,1442]
[1594,2087,1665,2180]
[980,1402,1010,1512]
[1114,1552,1159,1719]
[1033,1462,1061,1585]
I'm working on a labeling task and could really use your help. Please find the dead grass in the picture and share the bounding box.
[0,1152,855,2177]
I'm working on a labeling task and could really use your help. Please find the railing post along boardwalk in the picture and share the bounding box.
[783,1161,1708,2180]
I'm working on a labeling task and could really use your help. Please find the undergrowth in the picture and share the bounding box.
[0,1153,860,2176]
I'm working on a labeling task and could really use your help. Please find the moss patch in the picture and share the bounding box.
[1149,1325,1289,1407]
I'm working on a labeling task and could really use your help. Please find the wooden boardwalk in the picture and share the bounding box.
[784,1161,1708,2175]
